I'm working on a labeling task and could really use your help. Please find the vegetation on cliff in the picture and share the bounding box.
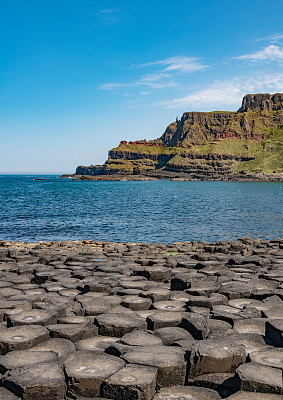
[75,93,283,178]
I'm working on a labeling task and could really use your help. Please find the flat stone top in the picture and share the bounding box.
[0,325,48,342]
[191,338,246,358]
[153,385,221,399]
[123,346,186,368]
[106,364,158,386]
[64,352,126,378]
[228,391,283,399]
[4,362,65,386]
[236,362,283,388]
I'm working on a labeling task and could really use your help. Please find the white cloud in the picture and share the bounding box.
[255,33,283,43]
[98,8,120,14]
[156,73,283,109]
[101,56,207,92]
[101,72,177,91]
[141,56,208,73]
[236,45,283,62]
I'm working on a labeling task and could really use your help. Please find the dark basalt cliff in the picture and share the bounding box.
[74,93,283,180]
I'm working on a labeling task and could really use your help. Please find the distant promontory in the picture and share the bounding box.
[66,93,283,181]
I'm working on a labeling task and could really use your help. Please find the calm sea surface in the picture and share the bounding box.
[0,175,282,243]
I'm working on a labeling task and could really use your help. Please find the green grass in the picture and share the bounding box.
[109,126,283,175]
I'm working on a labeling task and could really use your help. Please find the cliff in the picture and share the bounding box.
[75,93,283,179]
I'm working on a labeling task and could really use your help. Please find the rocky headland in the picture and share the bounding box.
[65,93,283,181]
[0,237,282,399]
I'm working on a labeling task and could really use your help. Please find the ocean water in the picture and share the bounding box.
[0,175,282,243]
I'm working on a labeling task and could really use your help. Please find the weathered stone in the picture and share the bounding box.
[147,312,184,330]
[64,352,125,397]
[189,338,246,378]
[0,350,56,372]
[266,319,283,347]
[181,313,209,339]
[7,309,57,327]
[227,391,283,399]
[236,362,283,394]
[250,348,283,370]
[0,325,49,354]
[76,336,119,352]
[153,385,221,400]
[102,364,158,400]
[2,362,66,400]
[0,387,21,399]
[95,313,147,337]
[123,346,187,387]
[46,323,98,342]
[153,326,194,345]
[191,372,239,398]
[121,329,163,347]
[121,296,152,311]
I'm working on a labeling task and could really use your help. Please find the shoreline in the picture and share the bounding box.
[1,237,282,250]
[60,171,283,182]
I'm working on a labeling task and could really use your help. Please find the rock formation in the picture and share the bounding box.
[75,93,283,179]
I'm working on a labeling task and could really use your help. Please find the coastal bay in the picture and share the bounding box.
[0,176,282,244]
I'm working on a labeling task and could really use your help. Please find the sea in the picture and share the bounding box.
[0,175,282,243]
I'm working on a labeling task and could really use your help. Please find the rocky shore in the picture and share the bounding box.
[61,171,283,182]
[0,238,282,399]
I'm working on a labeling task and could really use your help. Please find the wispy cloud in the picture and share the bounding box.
[98,8,120,14]
[255,33,283,43]
[141,56,208,73]
[236,45,283,62]
[101,73,177,90]
[101,56,207,92]
[156,73,283,109]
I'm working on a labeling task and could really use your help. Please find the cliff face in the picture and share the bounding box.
[75,93,283,178]
[238,93,283,113]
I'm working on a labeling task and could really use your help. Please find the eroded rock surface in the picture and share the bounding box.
[0,237,282,399]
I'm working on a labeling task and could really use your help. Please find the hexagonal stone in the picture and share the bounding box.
[153,385,221,400]
[233,318,267,336]
[236,362,283,394]
[266,319,283,347]
[191,372,239,398]
[250,348,283,370]
[2,362,66,400]
[95,313,147,337]
[0,350,56,372]
[225,332,267,356]
[121,296,152,311]
[46,323,98,342]
[189,338,246,378]
[121,329,163,347]
[181,313,209,339]
[208,320,232,338]
[153,327,194,345]
[31,338,76,359]
[147,312,184,330]
[7,309,57,327]
[122,346,187,387]
[64,352,126,397]
[134,266,172,282]
[0,387,20,399]
[76,336,119,352]
[57,315,92,325]
[102,364,158,400]
[152,301,187,312]
[0,325,49,354]
[227,391,283,399]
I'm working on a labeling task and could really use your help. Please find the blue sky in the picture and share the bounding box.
[1,0,283,173]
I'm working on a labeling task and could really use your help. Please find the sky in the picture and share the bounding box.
[1,0,283,174]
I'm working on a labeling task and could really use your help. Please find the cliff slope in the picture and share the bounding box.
[76,93,283,179]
